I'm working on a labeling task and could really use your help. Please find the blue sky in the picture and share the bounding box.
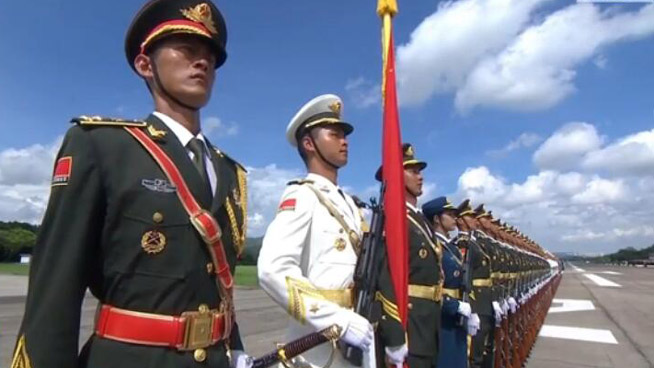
[1,0,654,254]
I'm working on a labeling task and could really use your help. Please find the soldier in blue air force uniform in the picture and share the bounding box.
[423,197,480,368]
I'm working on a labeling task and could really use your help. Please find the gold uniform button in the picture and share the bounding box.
[408,303,413,310]
[152,212,164,224]
[194,348,207,362]
[206,263,214,274]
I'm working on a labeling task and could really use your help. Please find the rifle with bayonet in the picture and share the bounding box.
[341,186,386,366]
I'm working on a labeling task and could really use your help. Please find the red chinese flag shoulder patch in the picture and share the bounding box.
[52,156,72,186]
[278,198,296,212]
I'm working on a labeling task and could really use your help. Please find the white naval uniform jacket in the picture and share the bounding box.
[258,173,363,368]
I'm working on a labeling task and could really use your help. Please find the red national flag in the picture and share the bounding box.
[381,26,408,328]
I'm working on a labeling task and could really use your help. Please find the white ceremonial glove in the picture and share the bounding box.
[492,301,503,324]
[385,344,408,368]
[231,350,253,368]
[457,301,472,318]
[508,297,518,313]
[501,299,510,314]
[340,310,374,351]
[467,313,481,336]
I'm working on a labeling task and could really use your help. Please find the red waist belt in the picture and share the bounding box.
[95,304,226,350]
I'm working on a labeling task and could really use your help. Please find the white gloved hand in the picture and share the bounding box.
[457,301,472,318]
[467,313,481,336]
[231,350,253,368]
[492,301,503,325]
[340,310,373,351]
[385,344,408,368]
[501,299,510,314]
[508,297,518,313]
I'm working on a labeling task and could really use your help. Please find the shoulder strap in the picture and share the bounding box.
[123,126,235,334]
[301,182,361,255]
[71,115,147,127]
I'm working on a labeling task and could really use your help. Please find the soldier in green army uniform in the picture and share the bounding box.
[11,1,250,368]
[454,200,495,368]
[374,143,441,368]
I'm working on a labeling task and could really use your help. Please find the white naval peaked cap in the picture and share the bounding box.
[285,94,354,147]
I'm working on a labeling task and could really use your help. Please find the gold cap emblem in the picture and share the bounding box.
[181,3,218,34]
[141,230,167,254]
[328,101,342,117]
[405,145,414,157]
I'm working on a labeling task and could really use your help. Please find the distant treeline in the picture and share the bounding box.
[566,244,654,264]
[0,220,264,265]
[0,221,39,262]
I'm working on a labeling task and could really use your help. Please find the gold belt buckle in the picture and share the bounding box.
[180,305,214,351]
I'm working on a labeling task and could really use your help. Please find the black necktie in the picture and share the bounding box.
[187,138,211,194]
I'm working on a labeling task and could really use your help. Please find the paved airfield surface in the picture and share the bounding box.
[529,263,654,368]
[2,263,654,367]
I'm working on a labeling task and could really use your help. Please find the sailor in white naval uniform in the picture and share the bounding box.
[258,94,375,368]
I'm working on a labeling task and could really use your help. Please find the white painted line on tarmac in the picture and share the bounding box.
[549,299,595,314]
[540,325,618,344]
[599,271,622,275]
[583,273,622,287]
[569,264,586,272]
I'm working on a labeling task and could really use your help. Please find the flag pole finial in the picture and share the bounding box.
[377,0,398,17]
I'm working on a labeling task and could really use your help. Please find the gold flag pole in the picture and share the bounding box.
[377,0,398,97]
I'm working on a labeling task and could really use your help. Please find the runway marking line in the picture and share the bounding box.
[583,273,622,288]
[549,299,595,314]
[539,325,618,344]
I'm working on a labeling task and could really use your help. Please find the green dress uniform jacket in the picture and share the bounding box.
[11,114,247,368]
[376,205,443,368]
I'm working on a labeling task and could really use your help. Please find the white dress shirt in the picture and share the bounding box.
[153,112,217,194]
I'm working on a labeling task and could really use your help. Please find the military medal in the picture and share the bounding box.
[334,238,346,252]
[141,230,167,254]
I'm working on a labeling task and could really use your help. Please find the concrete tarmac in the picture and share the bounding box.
[2,263,653,367]
[529,263,654,368]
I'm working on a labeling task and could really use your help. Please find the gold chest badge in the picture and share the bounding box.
[141,230,167,254]
[334,238,347,252]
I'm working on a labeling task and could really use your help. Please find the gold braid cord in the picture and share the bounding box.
[10,335,32,368]
[286,277,330,324]
[375,291,401,322]
[225,166,248,256]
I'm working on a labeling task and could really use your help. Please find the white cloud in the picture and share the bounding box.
[533,122,603,170]
[593,55,608,69]
[0,138,62,185]
[396,0,654,112]
[345,77,380,109]
[571,176,627,204]
[245,164,302,236]
[452,122,654,253]
[582,129,654,176]
[396,0,549,107]
[204,116,238,138]
[487,132,542,158]
[456,3,654,112]
[0,138,61,224]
